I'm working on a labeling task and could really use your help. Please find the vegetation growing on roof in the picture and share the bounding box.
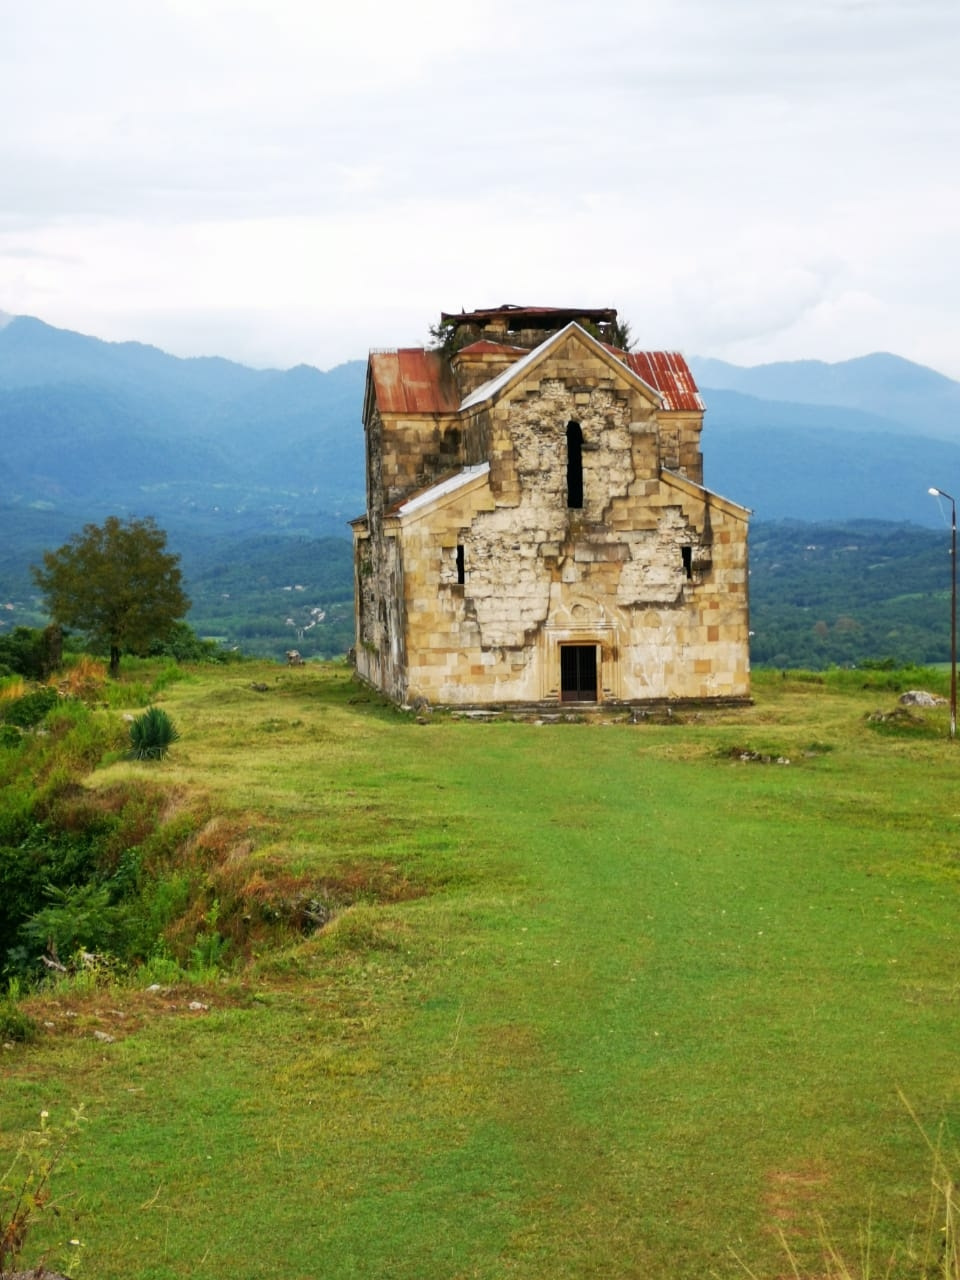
[427,317,471,357]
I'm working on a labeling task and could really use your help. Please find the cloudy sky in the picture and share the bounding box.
[2,0,958,376]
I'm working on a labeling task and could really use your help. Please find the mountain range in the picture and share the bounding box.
[690,353,960,524]
[2,314,959,661]
[0,314,366,537]
[2,316,958,530]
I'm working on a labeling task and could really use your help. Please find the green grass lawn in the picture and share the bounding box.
[4,666,960,1279]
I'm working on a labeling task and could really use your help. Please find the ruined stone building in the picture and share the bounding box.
[351,304,750,707]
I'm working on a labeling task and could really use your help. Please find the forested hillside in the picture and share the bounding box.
[749,520,954,668]
[186,534,355,657]
[2,315,960,666]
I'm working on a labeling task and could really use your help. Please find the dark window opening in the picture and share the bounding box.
[560,645,598,702]
[566,421,583,509]
[681,545,693,579]
[456,544,465,585]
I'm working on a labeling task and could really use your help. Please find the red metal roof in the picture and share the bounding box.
[608,348,704,413]
[370,340,704,416]
[368,349,460,414]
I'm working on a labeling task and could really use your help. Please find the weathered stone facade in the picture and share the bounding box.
[352,307,750,707]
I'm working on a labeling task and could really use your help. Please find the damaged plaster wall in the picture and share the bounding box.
[355,321,750,707]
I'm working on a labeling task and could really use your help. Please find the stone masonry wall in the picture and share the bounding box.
[357,329,749,707]
[392,340,748,705]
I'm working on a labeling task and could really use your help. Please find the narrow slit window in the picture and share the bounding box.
[681,545,693,579]
[566,421,583,509]
[456,544,465,585]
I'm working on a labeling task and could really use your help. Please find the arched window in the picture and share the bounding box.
[566,421,583,509]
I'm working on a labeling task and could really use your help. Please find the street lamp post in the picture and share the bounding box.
[928,486,957,739]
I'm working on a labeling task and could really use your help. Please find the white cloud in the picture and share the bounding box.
[1,0,959,375]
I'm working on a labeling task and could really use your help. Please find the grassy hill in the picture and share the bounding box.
[2,659,958,1280]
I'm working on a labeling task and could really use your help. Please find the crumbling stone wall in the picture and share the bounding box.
[355,324,749,706]
[353,524,408,698]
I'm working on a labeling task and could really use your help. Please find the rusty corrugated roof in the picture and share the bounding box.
[370,338,704,417]
[610,348,704,413]
[368,348,460,414]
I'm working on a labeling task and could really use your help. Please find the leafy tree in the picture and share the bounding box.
[32,516,189,678]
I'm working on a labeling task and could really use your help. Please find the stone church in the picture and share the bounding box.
[351,304,750,707]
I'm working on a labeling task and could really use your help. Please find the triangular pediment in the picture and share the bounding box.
[458,322,664,413]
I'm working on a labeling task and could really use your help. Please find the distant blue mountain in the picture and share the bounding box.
[691,352,960,441]
[690,355,960,526]
[2,315,959,535]
[3,317,960,661]
[0,315,368,527]
[0,314,263,410]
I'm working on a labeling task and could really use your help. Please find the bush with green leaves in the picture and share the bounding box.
[148,621,232,663]
[0,824,103,968]
[0,686,59,729]
[128,706,180,760]
[0,625,62,681]
[21,882,130,963]
[0,996,37,1043]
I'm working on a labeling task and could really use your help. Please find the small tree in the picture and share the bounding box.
[611,318,634,352]
[32,516,189,678]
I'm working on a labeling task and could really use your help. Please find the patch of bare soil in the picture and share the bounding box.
[17,984,239,1043]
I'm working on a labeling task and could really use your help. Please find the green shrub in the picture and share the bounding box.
[42,700,125,773]
[188,930,232,974]
[0,822,107,968]
[0,787,35,843]
[0,686,59,728]
[126,872,195,958]
[149,662,189,694]
[21,882,131,960]
[129,706,180,760]
[0,626,62,681]
[148,622,231,664]
[139,947,184,985]
[0,998,37,1043]
[187,901,232,975]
